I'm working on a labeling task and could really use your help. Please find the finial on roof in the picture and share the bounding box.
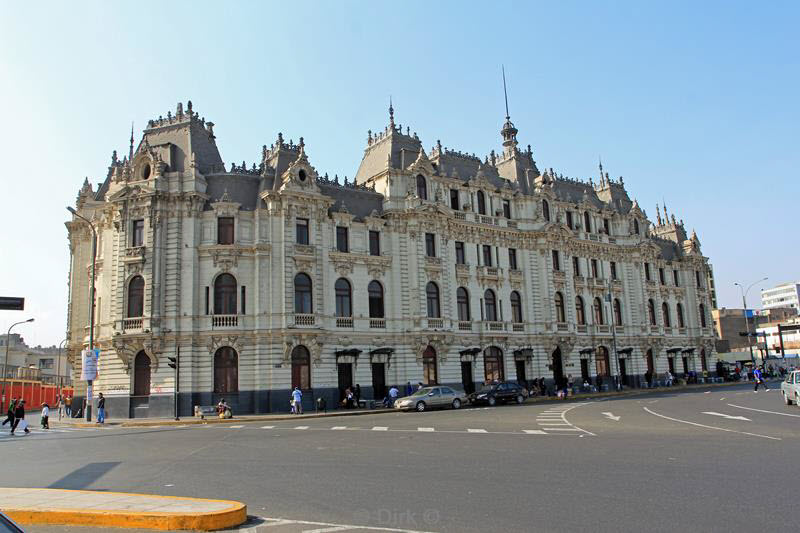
[436,139,442,152]
[656,204,662,225]
[220,188,230,202]
[671,214,676,225]
[598,155,603,180]
[111,150,118,165]
[177,102,183,117]
[663,201,669,221]
[129,122,134,161]
[388,96,394,128]
[299,137,304,148]
[502,65,510,120]
[187,100,192,114]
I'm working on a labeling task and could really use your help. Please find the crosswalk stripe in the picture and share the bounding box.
[372,426,388,431]
[523,430,547,434]
[467,429,487,433]
[538,422,569,426]
[543,427,581,431]
[228,425,244,429]
[417,427,435,432]
[330,426,347,430]
[260,425,275,429]
[294,426,309,430]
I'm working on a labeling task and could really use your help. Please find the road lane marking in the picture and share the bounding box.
[246,516,438,533]
[602,412,621,421]
[417,427,435,432]
[330,426,347,430]
[543,428,582,431]
[294,426,309,430]
[702,412,750,421]
[228,425,244,429]
[643,407,780,440]
[727,404,800,418]
[467,428,487,433]
[260,425,275,429]
[538,422,569,425]
[523,429,547,434]
[372,426,388,431]
[302,526,352,533]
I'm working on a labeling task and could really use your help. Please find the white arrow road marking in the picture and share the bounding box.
[644,407,779,440]
[702,412,750,421]
[602,412,621,421]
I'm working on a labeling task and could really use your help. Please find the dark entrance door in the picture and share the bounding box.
[371,362,386,400]
[668,357,675,374]
[552,348,564,388]
[461,361,474,394]
[682,356,689,375]
[515,360,527,389]
[131,351,151,416]
[646,349,655,374]
[337,363,353,403]
[580,359,590,383]
[619,358,628,386]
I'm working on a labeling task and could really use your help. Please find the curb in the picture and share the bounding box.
[1,488,246,531]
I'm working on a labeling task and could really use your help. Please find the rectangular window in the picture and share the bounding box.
[673,269,679,286]
[603,218,610,235]
[132,219,144,247]
[369,230,380,256]
[455,241,465,265]
[483,245,493,267]
[659,268,666,285]
[552,250,560,271]
[296,218,309,245]
[503,199,511,219]
[425,233,436,257]
[336,226,349,253]
[572,256,580,276]
[645,263,651,281]
[450,189,459,210]
[217,217,234,245]
[38,358,54,370]
[205,287,209,315]
[610,261,617,280]
[696,270,702,288]
[566,211,574,229]
[591,259,598,279]
[508,248,518,270]
[241,286,246,314]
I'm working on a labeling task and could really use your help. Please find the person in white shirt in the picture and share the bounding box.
[41,403,50,429]
[388,386,399,407]
[291,387,303,414]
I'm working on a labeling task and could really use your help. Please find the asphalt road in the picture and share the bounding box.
[4,381,797,533]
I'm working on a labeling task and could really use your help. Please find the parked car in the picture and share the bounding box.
[780,370,800,405]
[394,386,467,412]
[468,381,528,406]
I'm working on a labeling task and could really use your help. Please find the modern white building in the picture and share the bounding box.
[65,101,717,418]
[761,282,800,314]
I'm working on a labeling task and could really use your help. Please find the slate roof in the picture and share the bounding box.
[320,183,384,219]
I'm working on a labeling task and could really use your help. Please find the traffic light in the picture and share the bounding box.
[167,356,178,370]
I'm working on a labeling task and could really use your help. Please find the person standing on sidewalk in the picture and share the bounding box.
[41,403,50,429]
[291,387,303,414]
[388,385,399,407]
[96,393,106,424]
[65,396,72,418]
[354,384,361,408]
[11,400,30,435]
[753,366,769,392]
[2,398,16,428]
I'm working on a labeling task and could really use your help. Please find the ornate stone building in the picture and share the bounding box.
[65,101,717,417]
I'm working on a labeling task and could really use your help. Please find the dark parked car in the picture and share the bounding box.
[468,382,528,406]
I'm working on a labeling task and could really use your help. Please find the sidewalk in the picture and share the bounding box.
[0,488,246,531]
[50,379,757,429]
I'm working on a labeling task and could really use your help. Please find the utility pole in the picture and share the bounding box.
[734,278,768,367]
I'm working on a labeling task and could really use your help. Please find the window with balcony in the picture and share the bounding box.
[477,190,486,215]
[572,256,581,276]
[552,250,560,271]
[508,248,518,270]
[369,230,380,256]
[566,211,574,229]
[132,219,144,247]
[425,233,436,257]
[455,241,465,265]
[457,287,470,321]
[591,259,599,279]
[648,299,656,325]
[296,218,309,245]
[368,280,384,318]
[482,245,493,267]
[484,289,497,321]
[294,273,312,314]
[673,269,679,286]
[614,298,623,326]
[214,273,237,315]
[659,268,666,285]
[555,292,566,323]
[336,226,349,253]
[217,217,234,245]
[503,199,511,219]
[593,297,604,325]
[416,174,427,200]
[335,278,352,317]
[543,199,550,222]
[584,211,591,233]
[510,291,522,323]
[575,296,586,325]
[610,261,618,280]
[127,275,144,318]
[426,282,440,318]
[677,303,685,328]
[450,189,459,210]
[603,218,610,235]
[662,302,671,327]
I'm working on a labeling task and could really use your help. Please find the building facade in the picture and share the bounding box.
[65,102,717,417]
[0,334,71,384]
[761,282,800,315]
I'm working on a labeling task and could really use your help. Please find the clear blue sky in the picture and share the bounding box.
[1,1,797,346]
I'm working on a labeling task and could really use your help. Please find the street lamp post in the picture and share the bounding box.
[57,338,67,417]
[67,206,97,422]
[734,277,768,368]
[606,279,621,390]
[1,318,35,412]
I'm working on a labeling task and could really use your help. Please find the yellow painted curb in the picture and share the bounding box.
[1,488,246,531]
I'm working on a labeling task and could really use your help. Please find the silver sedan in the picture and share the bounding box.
[394,386,467,412]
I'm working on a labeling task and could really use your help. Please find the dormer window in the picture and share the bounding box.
[132,219,144,247]
[633,219,640,235]
[141,163,151,180]
[217,217,234,245]
[416,175,427,200]
[503,199,511,219]
[542,199,550,222]
[298,169,307,182]
[584,211,592,233]
[477,191,486,215]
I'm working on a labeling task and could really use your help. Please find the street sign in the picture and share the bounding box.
[0,297,24,311]
[80,349,98,381]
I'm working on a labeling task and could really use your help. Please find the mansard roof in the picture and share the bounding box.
[205,173,261,211]
[319,183,384,219]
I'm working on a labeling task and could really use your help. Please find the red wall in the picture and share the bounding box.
[1,379,74,411]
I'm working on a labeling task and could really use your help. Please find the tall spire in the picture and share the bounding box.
[500,66,518,154]
[502,65,510,120]
[129,122,135,161]
[388,96,395,129]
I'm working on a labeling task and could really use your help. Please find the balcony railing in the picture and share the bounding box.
[480,215,496,225]
[614,325,625,334]
[293,314,315,326]
[596,325,611,334]
[427,318,444,329]
[458,321,472,332]
[577,324,588,334]
[664,326,673,335]
[482,321,505,332]
[294,243,315,255]
[369,318,386,329]
[678,327,687,335]
[512,323,525,332]
[454,211,466,220]
[120,317,146,333]
[212,315,238,328]
[556,322,569,332]
[336,317,354,328]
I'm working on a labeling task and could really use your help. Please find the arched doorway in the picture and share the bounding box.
[552,347,564,389]
[422,345,438,385]
[700,348,708,372]
[483,346,504,383]
[646,349,655,374]
[213,347,238,395]
[596,346,610,377]
[133,351,151,397]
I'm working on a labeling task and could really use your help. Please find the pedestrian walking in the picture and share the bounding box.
[96,393,106,424]
[41,403,50,429]
[753,366,769,392]
[11,400,30,435]
[664,371,674,387]
[388,385,399,407]
[405,381,413,396]
[65,396,72,418]
[354,384,361,408]
[291,387,303,414]
[56,395,64,421]
[2,398,16,428]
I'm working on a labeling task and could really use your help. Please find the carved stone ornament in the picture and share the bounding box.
[207,335,246,355]
[283,335,324,367]
[112,337,160,374]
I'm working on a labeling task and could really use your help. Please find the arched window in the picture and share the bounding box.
[676,303,685,328]
[214,273,237,315]
[416,174,427,200]
[368,281,384,318]
[633,219,640,235]
[699,304,707,327]
[133,351,150,397]
[510,291,523,323]
[291,345,311,390]
[648,299,657,326]
[477,190,486,215]
[596,346,610,376]
[575,296,586,325]
[555,292,566,323]
[127,276,144,318]
[426,282,440,318]
[294,273,312,314]
[584,211,591,233]
[456,287,470,321]
[662,302,671,327]
[484,289,497,322]
[700,348,708,372]
[542,199,550,222]
[335,278,352,317]
[593,297,604,325]
[613,298,623,326]
[422,345,438,385]
[484,346,505,382]
[213,347,238,394]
